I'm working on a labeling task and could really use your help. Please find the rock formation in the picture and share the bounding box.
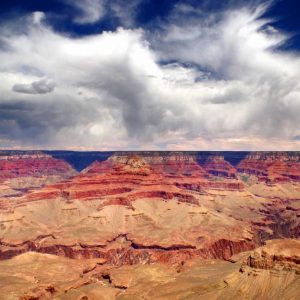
[0,152,76,199]
[0,151,299,299]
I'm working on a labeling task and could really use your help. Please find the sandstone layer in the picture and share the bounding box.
[0,151,299,299]
[0,239,299,300]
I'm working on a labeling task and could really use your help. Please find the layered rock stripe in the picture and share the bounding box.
[0,151,299,299]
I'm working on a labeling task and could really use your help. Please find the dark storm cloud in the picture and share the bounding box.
[93,61,166,138]
[0,96,107,147]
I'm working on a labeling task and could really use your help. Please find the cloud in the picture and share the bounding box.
[12,78,55,95]
[0,2,300,150]
[67,0,106,24]
[110,0,143,27]
[32,11,45,25]
[65,0,143,26]
[0,14,161,147]
[151,1,300,139]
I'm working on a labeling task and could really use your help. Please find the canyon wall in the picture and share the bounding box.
[0,151,299,299]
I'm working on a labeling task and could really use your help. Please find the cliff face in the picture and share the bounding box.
[203,155,237,178]
[0,152,77,199]
[0,239,299,300]
[245,239,300,270]
[0,153,75,180]
[0,151,299,299]
[237,152,300,182]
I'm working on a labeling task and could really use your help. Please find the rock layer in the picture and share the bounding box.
[0,151,299,299]
[0,240,299,300]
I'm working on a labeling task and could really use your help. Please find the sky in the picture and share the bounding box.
[0,0,300,151]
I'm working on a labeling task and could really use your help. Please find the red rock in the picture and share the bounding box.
[0,152,299,275]
[245,239,300,270]
[203,155,237,178]
[237,152,300,182]
[0,153,76,182]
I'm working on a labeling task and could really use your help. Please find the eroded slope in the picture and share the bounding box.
[0,151,299,299]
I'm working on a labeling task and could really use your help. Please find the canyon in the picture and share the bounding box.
[0,151,299,299]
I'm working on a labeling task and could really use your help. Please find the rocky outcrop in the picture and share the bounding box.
[0,153,76,181]
[2,248,300,300]
[0,152,77,200]
[0,234,255,265]
[245,239,300,271]
[109,152,208,177]
[1,151,300,300]
[203,155,237,178]
[237,152,300,182]
[13,152,246,208]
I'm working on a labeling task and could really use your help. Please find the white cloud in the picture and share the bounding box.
[0,3,300,150]
[68,0,106,24]
[152,2,300,139]
[32,11,45,25]
[110,0,143,27]
[65,0,143,26]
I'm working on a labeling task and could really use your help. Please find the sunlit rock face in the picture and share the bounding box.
[0,151,299,299]
[237,152,300,182]
[0,151,77,200]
